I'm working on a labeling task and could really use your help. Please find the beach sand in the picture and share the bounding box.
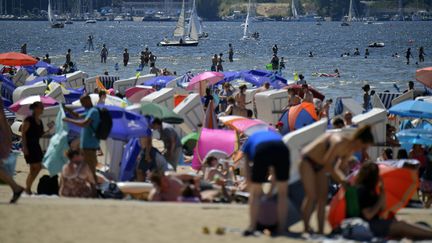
[1,155,432,243]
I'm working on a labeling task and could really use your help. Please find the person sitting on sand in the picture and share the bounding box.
[344,111,354,127]
[319,99,333,119]
[354,162,432,239]
[377,148,393,162]
[59,149,96,198]
[148,171,184,202]
[203,156,235,185]
[331,117,345,129]
[300,125,374,234]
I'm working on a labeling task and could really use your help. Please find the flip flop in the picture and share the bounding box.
[10,188,24,204]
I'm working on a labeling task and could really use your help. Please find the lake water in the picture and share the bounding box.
[0,20,430,100]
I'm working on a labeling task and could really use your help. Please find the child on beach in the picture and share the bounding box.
[300,125,374,234]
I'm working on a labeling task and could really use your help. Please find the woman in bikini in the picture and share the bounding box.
[300,125,374,234]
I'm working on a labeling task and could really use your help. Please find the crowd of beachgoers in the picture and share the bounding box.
[1,42,432,241]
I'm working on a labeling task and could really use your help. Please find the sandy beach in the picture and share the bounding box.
[1,155,432,243]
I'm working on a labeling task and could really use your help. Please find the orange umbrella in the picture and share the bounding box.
[0,52,38,66]
[328,164,418,229]
[416,67,432,89]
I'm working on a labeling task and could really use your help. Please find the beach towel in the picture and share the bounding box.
[43,106,69,176]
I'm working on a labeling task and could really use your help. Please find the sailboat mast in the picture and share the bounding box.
[348,0,353,22]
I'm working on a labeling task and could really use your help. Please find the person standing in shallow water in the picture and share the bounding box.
[419,47,426,63]
[211,54,217,71]
[65,49,71,64]
[217,53,224,72]
[22,102,53,194]
[406,48,413,65]
[21,43,27,54]
[123,48,129,67]
[228,43,234,62]
[100,44,108,63]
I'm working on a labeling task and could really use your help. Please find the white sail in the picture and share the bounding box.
[189,15,199,40]
[48,0,55,24]
[243,0,251,38]
[348,0,353,22]
[292,0,298,19]
[173,0,185,37]
[188,0,200,40]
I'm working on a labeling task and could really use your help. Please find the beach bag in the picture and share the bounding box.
[341,218,374,241]
[37,175,59,195]
[98,182,123,199]
[95,108,112,140]
[43,106,69,175]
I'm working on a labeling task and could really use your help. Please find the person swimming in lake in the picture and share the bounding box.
[300,125,374,234]
[308,51,314,57]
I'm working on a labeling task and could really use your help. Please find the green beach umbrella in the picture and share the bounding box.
[140,103,184,124]
[181,132,199,155]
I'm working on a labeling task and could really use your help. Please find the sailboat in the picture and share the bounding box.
[188,0,208,39]
[341,0,353,26]
[48,0,64,28]
[158,0,199,47]
[291,0,299,21]
[241,0,258,40]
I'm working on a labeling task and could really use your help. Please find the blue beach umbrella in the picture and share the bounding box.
[142,76,175,88]
[26,75,67,85]
[389,100,432,119]
[396,129,432,145]
[68,105,151,141]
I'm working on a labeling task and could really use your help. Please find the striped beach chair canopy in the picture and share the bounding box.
[377,92,401,109]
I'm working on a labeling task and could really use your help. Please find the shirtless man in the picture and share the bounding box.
[300,126,374,234]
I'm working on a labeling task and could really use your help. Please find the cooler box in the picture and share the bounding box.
[141,88,175,110]
[173,93,204,135]
[255,89,288,125]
